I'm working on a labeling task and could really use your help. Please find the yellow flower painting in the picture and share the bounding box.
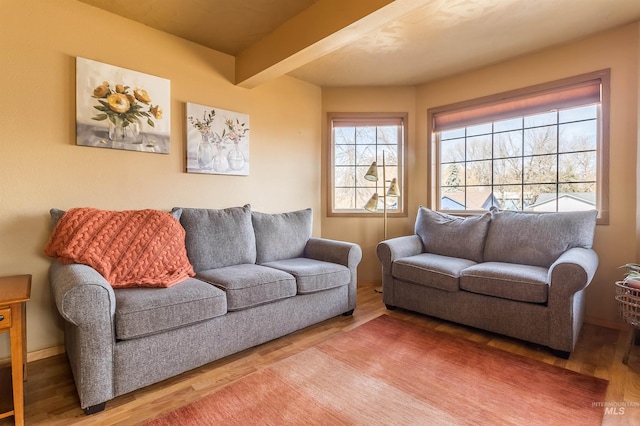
[76,57,170,154]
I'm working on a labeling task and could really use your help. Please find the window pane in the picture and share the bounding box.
[559,152,597,182]
[495,131,523,158]
[524,184,557,210]
[466,186,498,210]
[441,128,465,140]
[355,126,375,144]
[334,145,355,166]
[377,126,399,144]
[467,123,492,136]
[493,185,523,210]
[467,135,492,161]
[557,183,596,212]
[524,111,557,128]
[355,145,376,165]
[559,104,597,123]
[524,126,557,155]
[379,145,399,165]
[355,165,377,187]
[466,160,491,185]
[334,188,355,209]
[493,158,521,185]
[559,120,597,152]
[524,154,557,184]
[441,162,465,189]
[335,166,355,187]
[494,117,522,132]
[334,127,355,144]
[441,138,465,163]
[441,187,465,210]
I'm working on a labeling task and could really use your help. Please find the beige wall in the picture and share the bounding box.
[323,23,639,325]
[0,0,322,359]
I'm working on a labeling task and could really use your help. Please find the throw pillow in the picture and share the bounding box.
[252,208,312,264]
[177,205,257,272]
[483,209,598,267]
[414,206,491,263]
[45,208,195,288]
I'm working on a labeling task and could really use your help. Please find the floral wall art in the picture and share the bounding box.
[186,102,250,175]
[76,57,170,154]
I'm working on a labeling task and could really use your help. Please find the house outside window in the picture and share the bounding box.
[328,112,407,216]
[429,69,610,224]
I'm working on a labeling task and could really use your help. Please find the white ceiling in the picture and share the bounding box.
[77,0,640,87]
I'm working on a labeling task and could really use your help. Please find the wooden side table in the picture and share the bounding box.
[0,275,31,426]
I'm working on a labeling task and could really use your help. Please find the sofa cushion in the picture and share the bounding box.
[252,208,312,264]
[177,205,257,272]
[196,264,296,311]
[262,258,350,294]
[414,207,491,263]
[393,253,476,292]
[114,278,227,340]
[483,209,598,267]
[460,262,549,303]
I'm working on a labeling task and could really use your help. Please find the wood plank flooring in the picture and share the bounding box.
[2,282,639,425]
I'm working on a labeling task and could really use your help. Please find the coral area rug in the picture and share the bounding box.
[146,315,608,425]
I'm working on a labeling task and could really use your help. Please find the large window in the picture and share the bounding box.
[328,113,407,216]
[429,70,609,223]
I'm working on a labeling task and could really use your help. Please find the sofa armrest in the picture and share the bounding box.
[376,235,423,266]
[304,238,362,311]
[376,235,423,303]
[49,261,116,410]
[548,247,599,296]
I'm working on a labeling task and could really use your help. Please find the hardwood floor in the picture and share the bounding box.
[2,282,639,425]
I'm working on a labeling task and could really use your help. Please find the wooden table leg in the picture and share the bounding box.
[10,301,25,426]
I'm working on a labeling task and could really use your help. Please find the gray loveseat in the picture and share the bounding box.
[48,205,361,414]
[377,206,598,358]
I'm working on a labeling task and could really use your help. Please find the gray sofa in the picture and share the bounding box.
[377,206,598,358]
[48,205,361,414]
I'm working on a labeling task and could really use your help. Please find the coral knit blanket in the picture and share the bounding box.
[45,208,195,288]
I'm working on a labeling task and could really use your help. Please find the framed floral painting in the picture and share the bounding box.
[186,102,250,175]
[76,57,171,154]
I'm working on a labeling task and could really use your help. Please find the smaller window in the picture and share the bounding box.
[328,113,407,216]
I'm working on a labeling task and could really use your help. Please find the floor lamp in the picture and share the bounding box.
[363,151,400,293]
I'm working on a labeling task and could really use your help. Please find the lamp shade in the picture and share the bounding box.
[386,178,400,197]
[364,161,378,181]
[363,193,379,212]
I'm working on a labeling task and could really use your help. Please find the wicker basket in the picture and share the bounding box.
[615,281,640,327]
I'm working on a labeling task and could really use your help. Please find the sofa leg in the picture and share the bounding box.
[550,349,571,359]
[84,402,106,415]
[342,309,354,316]
[385,304,397,311]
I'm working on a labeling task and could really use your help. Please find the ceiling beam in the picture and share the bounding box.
[235,0,420,88]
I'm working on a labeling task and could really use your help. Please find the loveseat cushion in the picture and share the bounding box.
[196,264,296,311]
[177,205,257,272]
[460,262,549,303]
[414,207,491,263]
[252,208,312,264]
[392,253,476,292]
[262,258,350,294]
[114,278,227,340]
[483,209,598,267]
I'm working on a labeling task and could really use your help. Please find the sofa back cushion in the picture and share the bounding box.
[252,208,312,263]
[414,207,490,263]
[483,209,598,267]
[177,205,256,272]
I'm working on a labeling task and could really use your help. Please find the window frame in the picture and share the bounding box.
[327,112,408,218]
[427,69,610,224]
